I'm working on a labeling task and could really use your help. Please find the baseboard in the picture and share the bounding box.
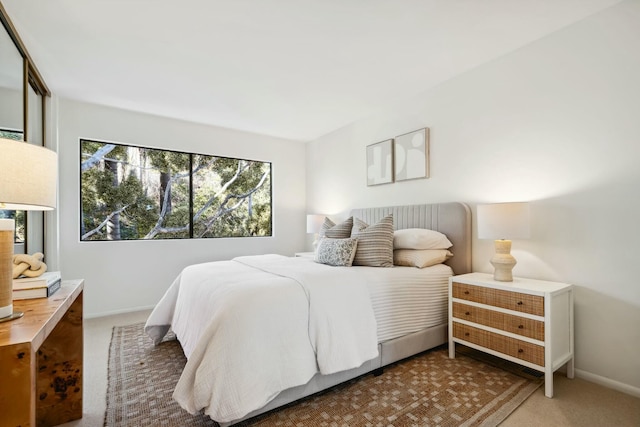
[85,304,155,319]
[575,368,640,398]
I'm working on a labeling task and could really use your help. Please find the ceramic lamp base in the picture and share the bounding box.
[491,239,516,282]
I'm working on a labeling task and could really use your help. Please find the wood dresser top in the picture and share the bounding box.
[0,280,84,349]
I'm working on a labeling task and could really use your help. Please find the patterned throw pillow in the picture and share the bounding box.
[314,238,359,267]
[351,215,394,267]
[319,216,353,239]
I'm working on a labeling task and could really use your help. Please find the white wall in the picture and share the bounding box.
[54,99,306,317]
[306,1,640,395]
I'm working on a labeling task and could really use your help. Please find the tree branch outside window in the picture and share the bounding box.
[80,140,272,241]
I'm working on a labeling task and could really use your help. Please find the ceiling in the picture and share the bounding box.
[2,0,621,142]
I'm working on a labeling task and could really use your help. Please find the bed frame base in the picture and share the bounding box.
[223,323,448,426]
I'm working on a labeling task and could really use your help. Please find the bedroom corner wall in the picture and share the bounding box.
[306,1,640,395]
[54,99,306,317]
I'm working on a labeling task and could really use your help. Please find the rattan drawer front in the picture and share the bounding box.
[452,282,544,316]
[452,302,545,340]
[453,322,545,366]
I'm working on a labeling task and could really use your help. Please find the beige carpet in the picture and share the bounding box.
[104,323,542,426]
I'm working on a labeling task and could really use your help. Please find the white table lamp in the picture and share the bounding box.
[477,202,530,282]
[0,138,57,321]
[306,214,325,251]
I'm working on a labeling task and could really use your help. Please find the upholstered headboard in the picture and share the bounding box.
[350,202,472,275]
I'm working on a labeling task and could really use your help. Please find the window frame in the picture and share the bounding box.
[79,138,273,242]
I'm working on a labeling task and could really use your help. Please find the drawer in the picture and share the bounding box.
[453,322,544,366]
[452,282,544,316]
[452,302,544,340]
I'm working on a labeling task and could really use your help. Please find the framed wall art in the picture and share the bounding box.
[394,127,429,181]
[366,139,394,186]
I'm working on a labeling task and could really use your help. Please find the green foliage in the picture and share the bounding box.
[80,140,272,241]
[82,166,158,240]
[193,157,271,238]
[147,149,190,172]
[0,130,22,141]
[0,210,25,242]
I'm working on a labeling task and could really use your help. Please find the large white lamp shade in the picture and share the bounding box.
[0,138,57,319]
[477,202,530,282]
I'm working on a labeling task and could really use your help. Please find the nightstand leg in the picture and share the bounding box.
[449,341,455,358]
[567,357,575,379]
[544,370,554,398]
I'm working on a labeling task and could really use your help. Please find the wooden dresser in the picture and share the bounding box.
[448,273,573,398]
[0,280,84,427]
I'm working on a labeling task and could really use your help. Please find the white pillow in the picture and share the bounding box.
[314,238,359,267]
[393,228,453,250]
[393,249,453,268]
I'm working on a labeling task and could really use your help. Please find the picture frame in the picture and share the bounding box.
[394,127,429,181]
[366,139,394,186]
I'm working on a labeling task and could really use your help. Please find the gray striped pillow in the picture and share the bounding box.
[319,216,353,239]
[351,215,394,267]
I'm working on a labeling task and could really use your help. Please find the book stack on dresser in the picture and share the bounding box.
[12,271,62,300]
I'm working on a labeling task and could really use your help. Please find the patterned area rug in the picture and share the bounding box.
[104,323,542,427]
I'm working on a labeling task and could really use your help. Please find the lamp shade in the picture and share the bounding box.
[477,202,530,240]
[0,138,57,320]
[0,138,57,210]
[306,214,325,234]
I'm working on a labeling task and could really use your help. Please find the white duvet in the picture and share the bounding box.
[144,254,378,423]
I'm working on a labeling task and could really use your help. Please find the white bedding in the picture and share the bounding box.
[145,254,378,423]
[360,262,453,341]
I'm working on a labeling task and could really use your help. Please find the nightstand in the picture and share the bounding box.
[0,280,84,426]
[294,252,315,259]
[448,272,574,398]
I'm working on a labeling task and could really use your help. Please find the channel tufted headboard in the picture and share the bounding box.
[350,202,472,275]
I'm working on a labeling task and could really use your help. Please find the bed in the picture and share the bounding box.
[144,202,471,425]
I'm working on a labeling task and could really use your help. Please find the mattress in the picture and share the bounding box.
[366,263,452,342]
[295,258,453,343]
[295,258,453,342]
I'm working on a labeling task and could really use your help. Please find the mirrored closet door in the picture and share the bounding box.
[0,4,50,255]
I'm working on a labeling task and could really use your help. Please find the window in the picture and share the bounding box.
[0,128,25,243]
[80,139,272,241]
